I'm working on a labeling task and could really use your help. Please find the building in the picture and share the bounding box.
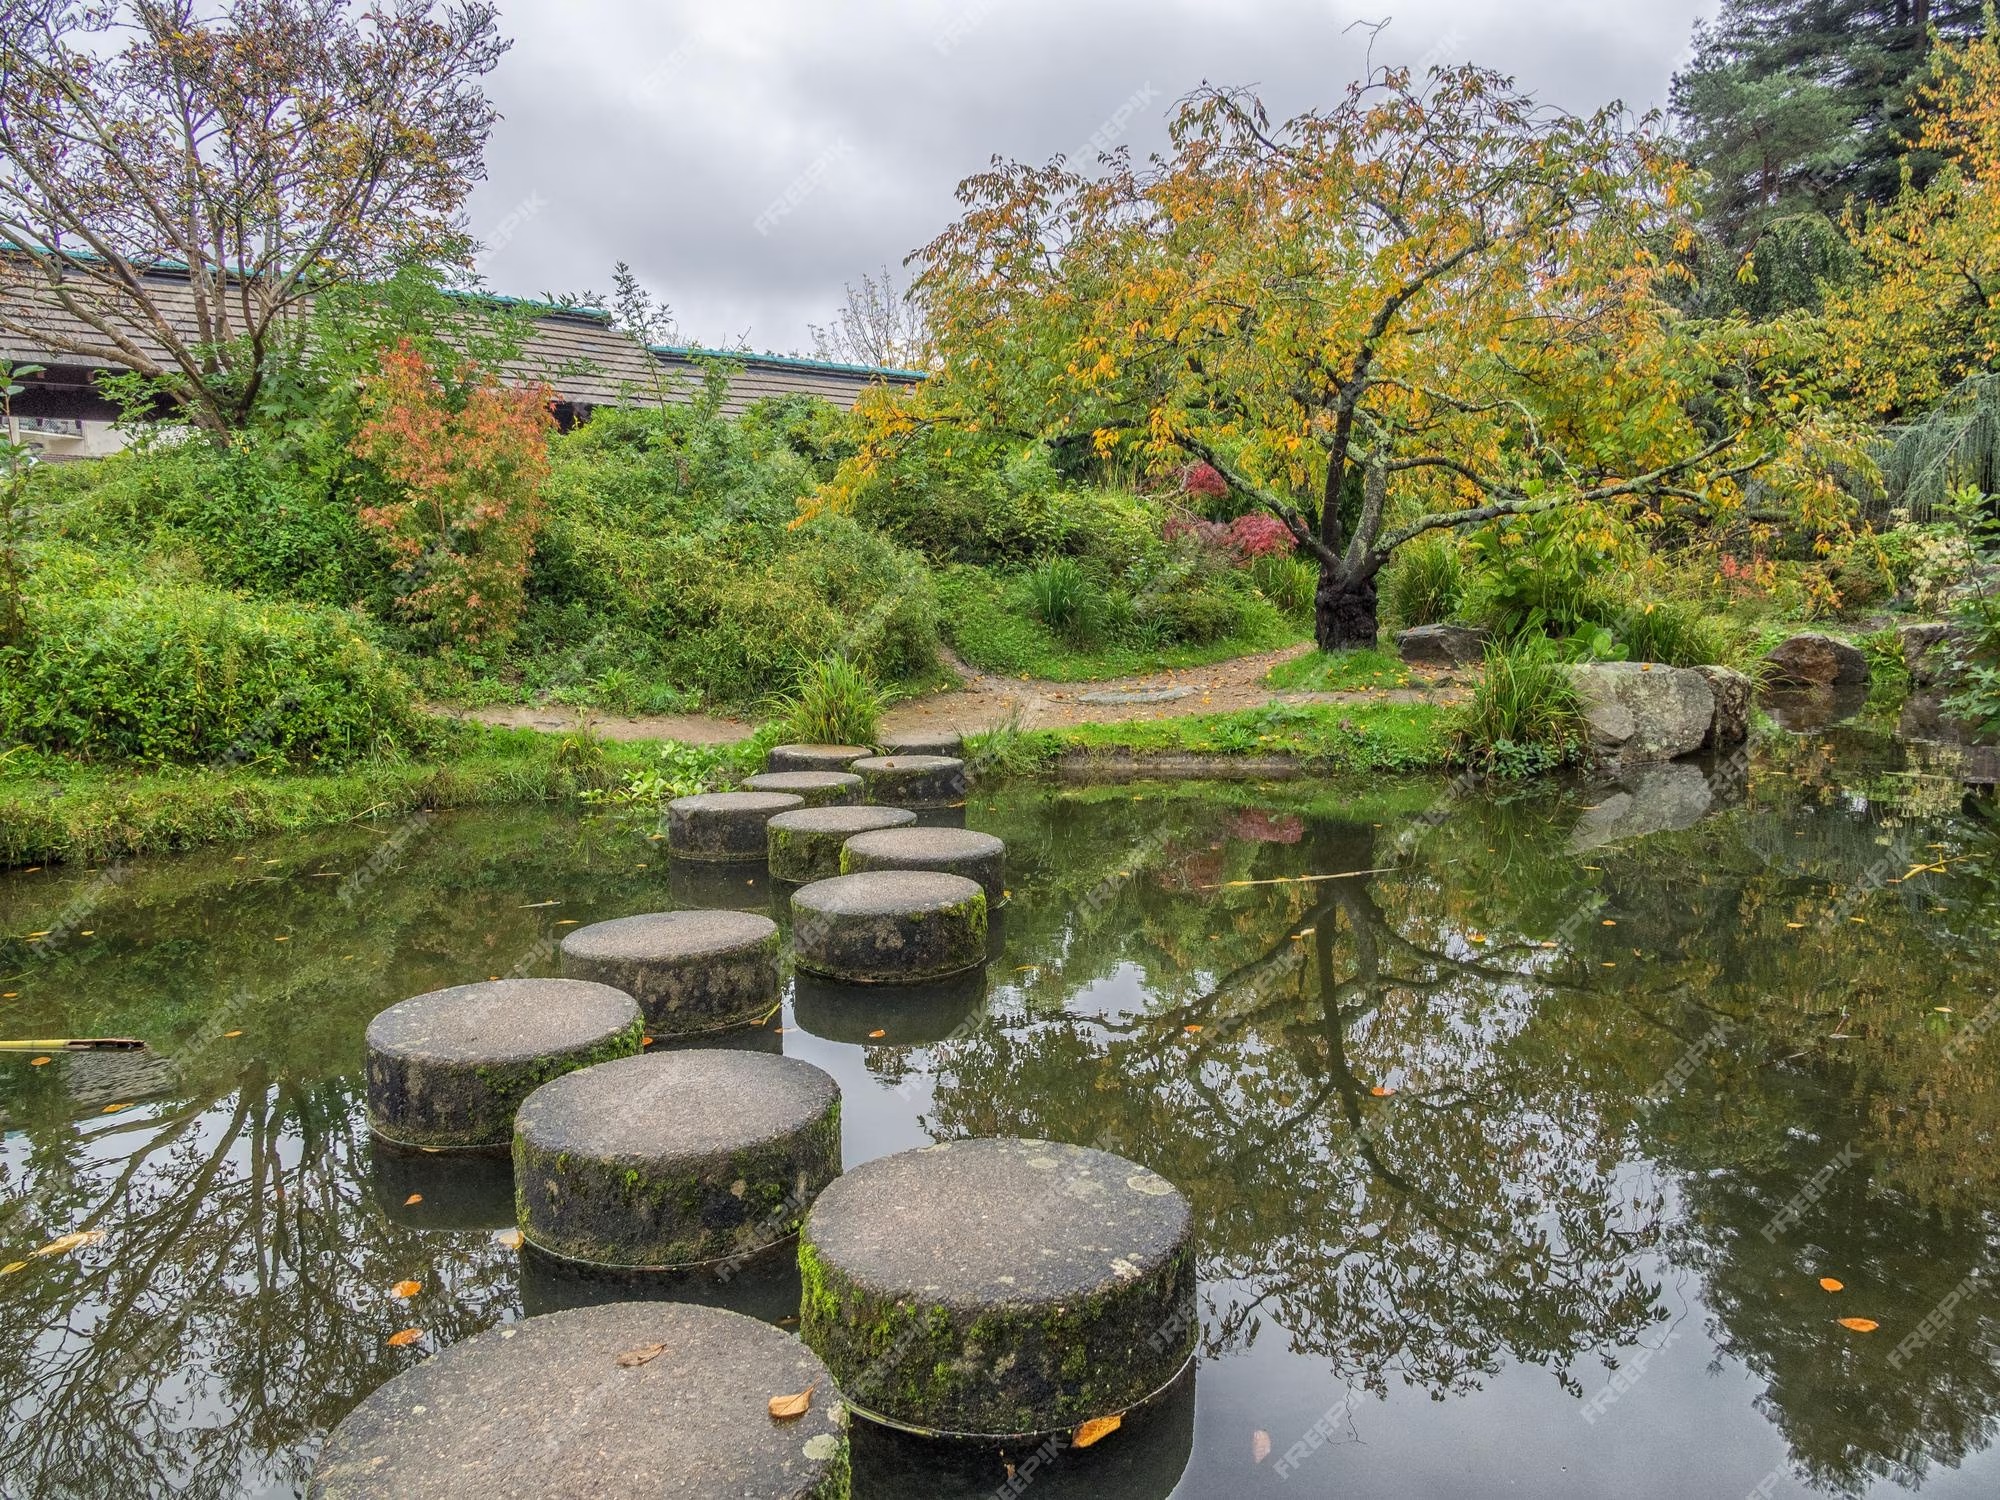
[0,264,924,459]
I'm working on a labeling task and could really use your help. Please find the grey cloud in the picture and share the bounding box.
[471,0,1712,354]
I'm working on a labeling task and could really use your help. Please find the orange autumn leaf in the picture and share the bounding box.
[1073,1414,1122,1448]
[29,1056,50,1066]
[391,1280,422,1299]
[768,1383,815,1419]
[386,1328,424,1347]
[101,1102,130,1114]
[403,1193,423,1206]
[1819,1277,1845,1293]
[616,1342,668,1368]
[1370,1085,1395,1097]
[1184,1024,1204,1034]
[867,1029,887,1039]
[1837,1317,1879,1333]
[1253,1428,1273,1463]
[222,1030,243,1038]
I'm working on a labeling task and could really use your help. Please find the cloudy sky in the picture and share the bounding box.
[469,0,1715,357]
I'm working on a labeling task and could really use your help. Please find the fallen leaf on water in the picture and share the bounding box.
[1072,1413,1122,1448]
[0,1261,26,1275]
[1786,922,1806,929]
[1370,1085,1395,1097]
[617,1342,668,1368]
[403,1193,423,1206]
[1184,1024,1204,1034]
[1820,1278,1845,1292]
[867,1029,887,1039]
[643,1036,655,1046]
[386,1328,424,1347]
[391,1279,422,1298]
[34,1230,106,1258]
[222,1030,243,1038]
[768,1383,815,1419]
[1253,1429,1272,1463]
[30,1056,50,1066]
[496,1229,524,1249]
[1837,1317,1879,1333]
[101,1102,131,1114]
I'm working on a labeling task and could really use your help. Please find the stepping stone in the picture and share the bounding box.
[799,1137,1196,1439]
[850,754,968,810]
[515,1051,842,1270]
[790,871,986,985]
[308,1302,849,1500]
[365,980,643,1152]
[840,826,1006,908]
[791,971,986,1047]
[561,910,779,1038]
[668,790,804,862]
[877,729,962,757]
[768,805,918,884]
[767,743,873,774]
[742,770,863,807]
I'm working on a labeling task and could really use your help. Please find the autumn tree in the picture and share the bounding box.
[840,66,1846,650]
[0,0,507,435]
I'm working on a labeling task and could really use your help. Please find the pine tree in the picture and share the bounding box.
[1672,0,1987,244]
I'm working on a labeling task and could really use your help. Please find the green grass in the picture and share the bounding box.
[996,700,1452,774]
[936,569,1305,681]
[1263,647,1413,692]
[0,728,661,869]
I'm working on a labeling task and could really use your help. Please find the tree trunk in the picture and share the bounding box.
[1314,559,1380,651]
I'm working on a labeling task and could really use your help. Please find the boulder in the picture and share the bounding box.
[1397,623,1490,667]
[1569,662,1715,767]
[1764,632,1869,688]
[1692,665,1752,748]
[1899,623,1966,688]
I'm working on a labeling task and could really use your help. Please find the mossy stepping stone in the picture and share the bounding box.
[514,1050,842,1270]
[743,770,864,807]
[877,729,963,757]
[767,743,873,774]
[839,826,1006,908]
[668,791,805,862]
[365,979,643,1152]
[790,871,986,985]
[768,805,918,884]
[309,1302,849,1499]
[561,910,779,1038]
[799,1137,1196,1440]
[850,754,968,810]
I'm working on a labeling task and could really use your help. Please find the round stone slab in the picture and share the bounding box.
[800,1137,1196,1440]
[365,980,643,1152]
[840,827,1006,908]
[515,1051,842,1270]
[877,729,963,758]
[789,871,986,985]
[743,770,863,807]
[561,910,779,1038]
[668,791,805,863]
[767,743,872,774]
[768,805,918,884]
[850,754,968,810]
[309,1302,848,1500]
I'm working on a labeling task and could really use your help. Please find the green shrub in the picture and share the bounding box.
[773,657,887,745]
[1450,636,1585,776]
[1384,534,1465,627]
[1136,579,1246,644]
[1025,556,1099,642]
[1249,553,1317,619]
[0,575,432,766]
[1611,599,1738,667]
[1463,505,1631,636]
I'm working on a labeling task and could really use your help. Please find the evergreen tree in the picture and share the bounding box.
[1672,0,1986,245]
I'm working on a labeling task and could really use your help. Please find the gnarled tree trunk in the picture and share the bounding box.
[1314,557,1383,651]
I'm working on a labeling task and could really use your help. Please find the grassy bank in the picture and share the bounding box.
[974,699,1454,775]
[0,729,659,869]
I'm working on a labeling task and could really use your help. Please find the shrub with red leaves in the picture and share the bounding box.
[1228,512,1293,558]
[1182,461,1229,500]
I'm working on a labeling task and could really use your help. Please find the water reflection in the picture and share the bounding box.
[1,748,1997,1498]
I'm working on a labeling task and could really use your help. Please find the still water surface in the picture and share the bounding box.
[2,733,1997,1498]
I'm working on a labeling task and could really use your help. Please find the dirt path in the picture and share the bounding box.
[443,644,1463,744]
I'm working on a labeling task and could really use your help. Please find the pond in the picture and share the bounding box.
[2,733,1998,1499]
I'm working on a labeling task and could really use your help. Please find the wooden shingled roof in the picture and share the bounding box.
[0,265,923,416]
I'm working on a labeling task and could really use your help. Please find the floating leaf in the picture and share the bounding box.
[391,1279,422,1298]
[403,1193,423,1206]
[1072,1413,1122,1448]
[222,1030,243,1038]
[32,1230,105,1259]
[1837,1317,1879,1333]
[617,1342,668,1368]
[1253,1429,1272,1463]
[768,1383,816,1419]
[1184,1024,1204,1034]
[1370,1085,1395,1097]
[101,1102,131,1114]
[1819,1277,1845,1293]
[496,1229,525,1250]
[29,1056,49,1066]
[867,1029,887,1039]
[386,1328,424,1347]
